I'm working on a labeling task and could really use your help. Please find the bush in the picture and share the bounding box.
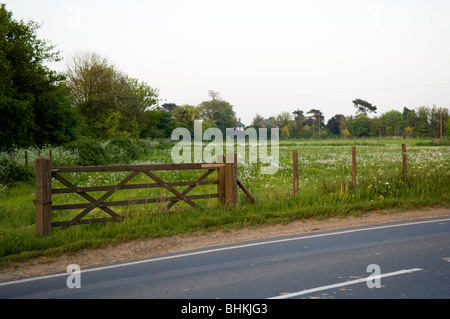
[104,137,142,163]
[64,137,107,166]
[0,156,34,184]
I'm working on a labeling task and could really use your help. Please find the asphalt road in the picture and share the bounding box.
[1,216,449,300]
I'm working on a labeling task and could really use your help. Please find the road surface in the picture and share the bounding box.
[1,216,449,300]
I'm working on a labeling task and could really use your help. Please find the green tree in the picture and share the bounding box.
[198,90,235,133]
[281,126,290,139]
[414,106,431,137]
[276,111,293,129]
[352,98,377,115]
[379,110,405,136]
[404,126,413,138]
[346,115,371,137]
[172,104,200,132]
[445,118,450,137]
[0,4,78,150]
[66,51,159,138]
[306,109,324,137]
[251,113,265,129]
[326,114,345,136]
[429,105,449,138]
[341,128,350,139]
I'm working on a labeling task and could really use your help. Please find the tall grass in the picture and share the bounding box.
[0,138,449,266]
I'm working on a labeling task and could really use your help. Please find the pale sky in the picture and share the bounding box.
[4,0,450,125]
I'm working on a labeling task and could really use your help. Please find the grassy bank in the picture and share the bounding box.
[1,138,449,267]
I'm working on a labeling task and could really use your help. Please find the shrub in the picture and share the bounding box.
[104,137,141,163]
[0,156,34,184]
[65,137,107,166]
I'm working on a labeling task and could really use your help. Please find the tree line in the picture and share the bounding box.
[0,5,237,150]
[0,4,448,152]
[251,102,449,140]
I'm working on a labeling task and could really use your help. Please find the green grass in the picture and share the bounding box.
[1,138,449,267]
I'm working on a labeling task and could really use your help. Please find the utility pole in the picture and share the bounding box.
[440,107,443,139]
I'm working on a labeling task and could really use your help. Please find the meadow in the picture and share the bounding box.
[0,137,449,266]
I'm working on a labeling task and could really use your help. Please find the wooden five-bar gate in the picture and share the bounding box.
[34,153,255,235]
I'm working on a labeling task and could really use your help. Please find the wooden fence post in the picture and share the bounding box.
[293,150,298,195]
[352,146,357,189]
[217,155,225,205]
[402,144,407,179]
[35,156,52,235]
[224,153,238,206]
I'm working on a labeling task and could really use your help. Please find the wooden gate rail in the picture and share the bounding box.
[34,154,255,235]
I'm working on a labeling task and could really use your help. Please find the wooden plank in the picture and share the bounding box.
[52,172,121,218]
[62,171,140,228]
[51,163,224,173]
[143,171,202,209]
[52,180,218,194]
[166,169,215,210]
[237,179,256,204]
[52,194,219,210]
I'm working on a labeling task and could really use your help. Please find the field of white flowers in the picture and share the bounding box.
[0,138,449,263]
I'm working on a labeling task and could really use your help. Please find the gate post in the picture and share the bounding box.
[224,153,238,206]
[217,155,225,205]
[35,156,52,235]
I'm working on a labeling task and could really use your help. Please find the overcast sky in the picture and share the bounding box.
[4,0,450,125]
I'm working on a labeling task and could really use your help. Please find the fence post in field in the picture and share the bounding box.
[352,146,357,189]
[293,150,298,195]
[402,144,407,179]
[224,152,238,206]
[35,156,52,235]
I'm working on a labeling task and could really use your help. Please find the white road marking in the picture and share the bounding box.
[1,218,448,287]
[268,268,423,299]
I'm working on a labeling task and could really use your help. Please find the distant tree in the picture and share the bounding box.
[281,126,290,139]
[326,114,345,136]
[162,103,177,112]
[66,51,159,138]
[352,98,377,115]
[445,118,450,137]
[251,113,265,129]
[346,115,371,137]
[139,107,176,138]
[414,106,432,137]
[341,129,350,139]
[429,105,449,138]
[306,109,324,136]
[404,126,413,139]
[379,110,405,136]
[276,111,293,128]
[292,109,305,126]
[198,90,235,133]
[172,104,200,132]
[292,109,306,136]
[0,4,78,149]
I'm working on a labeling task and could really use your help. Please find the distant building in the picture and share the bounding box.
[261,120,275,127]
[235,118,245,131]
